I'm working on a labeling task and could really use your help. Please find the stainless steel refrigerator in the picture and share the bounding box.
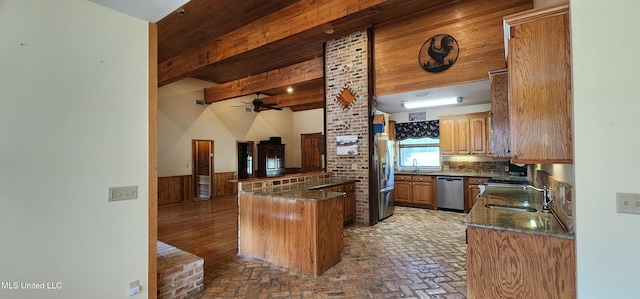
[375,138,395,220]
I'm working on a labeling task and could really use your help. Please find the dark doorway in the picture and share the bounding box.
[301,133,325,173]
[237,141,254,180]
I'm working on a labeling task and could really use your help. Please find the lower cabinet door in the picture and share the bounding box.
[394,181,412,203]
[412,182,433,206]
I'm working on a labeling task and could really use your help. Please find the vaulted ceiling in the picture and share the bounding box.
[156,0,460,111]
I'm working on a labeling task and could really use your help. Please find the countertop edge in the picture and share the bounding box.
[464,222,575,239]
[239,178,357,202]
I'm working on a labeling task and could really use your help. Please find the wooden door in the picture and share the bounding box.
[192,140,213,199]
[507,7,572,163]
[301,133,324,172]
[469,116,487,154]
[394,181,412,204]
[439,119,455,155]
[412,176,433,206]
[456,118,470,154]
[489,69,510,158]
[343,183,356,225]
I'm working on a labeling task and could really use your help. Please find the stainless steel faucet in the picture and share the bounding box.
[412,158,419,173]
[523,185,552,212]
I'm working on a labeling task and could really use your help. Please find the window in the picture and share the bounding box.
[398,137,440,169]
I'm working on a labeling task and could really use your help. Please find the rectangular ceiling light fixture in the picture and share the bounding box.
[402,97,462,109]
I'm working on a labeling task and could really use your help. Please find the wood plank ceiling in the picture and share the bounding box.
[156,0,459,111]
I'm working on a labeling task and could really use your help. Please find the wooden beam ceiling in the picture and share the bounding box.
[261,86,324,108]
[156,0,465,111]
[203,58,323,103]
[158,0,388,86]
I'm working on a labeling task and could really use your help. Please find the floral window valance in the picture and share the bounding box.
[395,120,439,140]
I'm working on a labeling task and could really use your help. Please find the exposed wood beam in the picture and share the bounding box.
[158,0,388,85]
[262,87,324,108]
[204,58,323,103]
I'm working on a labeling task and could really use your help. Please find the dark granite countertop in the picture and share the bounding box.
[394,171,494,178]
[464,185,574,239]
[241,178,357,202]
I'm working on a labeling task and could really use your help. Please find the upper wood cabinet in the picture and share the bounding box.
[504,3,573,163]
[439,119,456,155]
[439,112,491,155]
[469,116,487,154]
[488,68,510,159]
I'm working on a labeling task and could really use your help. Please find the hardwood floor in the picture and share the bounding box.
[157,195,239,267]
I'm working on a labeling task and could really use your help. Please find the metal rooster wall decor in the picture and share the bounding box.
[418,34,459,73]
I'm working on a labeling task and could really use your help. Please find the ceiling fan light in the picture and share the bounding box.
[402,97,462,109]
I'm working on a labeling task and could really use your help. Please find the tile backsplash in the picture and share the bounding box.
[441,161,510,174]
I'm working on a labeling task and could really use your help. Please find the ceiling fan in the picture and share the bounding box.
[249,92,282,112]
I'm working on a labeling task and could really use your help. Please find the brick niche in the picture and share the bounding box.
[325,30,371,224]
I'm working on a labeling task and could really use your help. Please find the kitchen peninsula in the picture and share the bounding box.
[237,173,356,276]
[465,184,575,298]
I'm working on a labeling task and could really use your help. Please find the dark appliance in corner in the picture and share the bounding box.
[374,137,395,220]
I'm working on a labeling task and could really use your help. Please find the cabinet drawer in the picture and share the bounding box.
[345,183,355,192]
[413,175,433,183]
[395,175,412,182]
[468,177,488,185]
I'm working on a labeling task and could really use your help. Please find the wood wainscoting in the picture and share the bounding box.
[158,175,192,206]
[159,173,238,206]
[214,172,237,197]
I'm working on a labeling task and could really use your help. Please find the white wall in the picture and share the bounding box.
[0,1,149,298]
[533,0,562,8]
[389,103,491,122]
[572,1,640,298]
[158,78,321,175]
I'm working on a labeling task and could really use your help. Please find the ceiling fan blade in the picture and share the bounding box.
[263,105,283,111]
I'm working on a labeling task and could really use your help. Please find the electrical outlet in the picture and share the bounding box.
[351,163,357,170]
[504,166,509,172]
[616,192,640,215]
[109,186,138,202]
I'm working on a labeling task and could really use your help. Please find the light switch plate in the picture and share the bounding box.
[129,280,140,296]
[616,192,640,214]
[109,186,138,202]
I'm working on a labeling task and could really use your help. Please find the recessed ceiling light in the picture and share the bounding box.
[286,87,293,93]
[402,97,463,109]
[324,29,335,34]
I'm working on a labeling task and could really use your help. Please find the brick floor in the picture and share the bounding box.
[201,207,468,298]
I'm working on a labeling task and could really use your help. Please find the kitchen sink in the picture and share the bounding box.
[485,203,537,213]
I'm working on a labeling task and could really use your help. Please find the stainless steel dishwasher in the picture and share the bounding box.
[436,177,464,211]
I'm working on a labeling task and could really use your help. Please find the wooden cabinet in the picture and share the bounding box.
[393,175,436,209]
[257,143,285,177]
[504,3,573,163]
[319,182,356,226]
[489,68,510,159]
[239,192,343,277]
[455,118,470,154]
[469,116,487,154]
[464,177,487,213]
[342,182,356,225]
[439,119,455,155]
[439,112,491,155]
[394,175,412,204]
[466,226,576,299]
